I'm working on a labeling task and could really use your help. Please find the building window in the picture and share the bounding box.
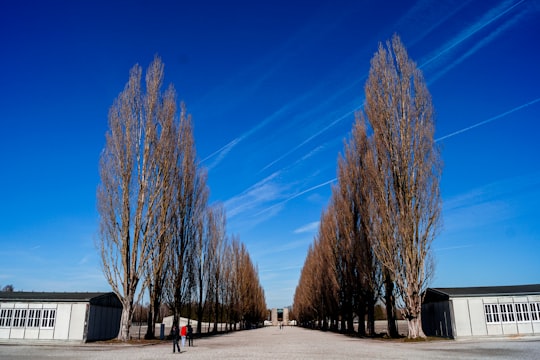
[485,302,540,324]
[0,307,57,329]
[500,304,515,322]
[485,304,493,323]
[41,309,56,328]
[514,303,529,322]
[13,309,27,327]
[27,309,42,327]
[0,309,13,327]
[484,304,499,323]
[531,303,540,321]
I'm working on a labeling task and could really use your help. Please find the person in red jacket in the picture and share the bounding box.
[180,324,187,349]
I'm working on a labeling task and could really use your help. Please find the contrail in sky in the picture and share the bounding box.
[279,96,540,217]
[255,178,337,217]
[260,1,531,174]
[436,97,540,142]
[420,0,527,70]
[201,91,313,168]
[260,108,358,173]
[220,0,536,225]
[275,97,540,216]
[429,0,531,81]
[435,244,475,252]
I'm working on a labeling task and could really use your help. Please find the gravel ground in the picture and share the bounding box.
[1,326,539,360]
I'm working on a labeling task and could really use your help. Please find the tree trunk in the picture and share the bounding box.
[145,292,162,339]
[196,302,203,335]
[347,315,354,335]
[384,274,399,338]
[118,305,132,341]
[145,307,154,339]
[213,298,219,333]
[406,312,426,339]
[357,302,366,336]
[366,297,375,337]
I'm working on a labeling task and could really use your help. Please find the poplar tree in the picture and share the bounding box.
[364,34,442,339]
[97,57,174,340]
[164,109,209,326]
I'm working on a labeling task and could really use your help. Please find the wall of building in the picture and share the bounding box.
[271,308,278,326]
[422,300,453,337]
[270,308,289,326]
[452,298,484,336]
[1,299,121,342]
[86,304,121,341]
[442,295,540,338]
[0,302,89,341]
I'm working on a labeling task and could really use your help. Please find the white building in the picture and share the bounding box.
[0,292,121,342]
[422,284,540,338]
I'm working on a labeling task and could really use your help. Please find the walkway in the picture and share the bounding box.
[1,326,539,359]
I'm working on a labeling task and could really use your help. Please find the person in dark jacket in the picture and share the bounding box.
[187,324,193,346]
[171,324,181,353]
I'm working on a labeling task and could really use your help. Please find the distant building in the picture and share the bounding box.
[270,307,289,326]
[0,292,121,342]
[422,284,540,338]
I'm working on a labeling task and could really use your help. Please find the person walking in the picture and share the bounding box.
[180,324,187,350]
[171,324,181,353]
[187,324,193,347]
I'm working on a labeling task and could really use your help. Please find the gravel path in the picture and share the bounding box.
[1,326,539,359]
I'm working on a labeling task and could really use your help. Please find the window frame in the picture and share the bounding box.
[530,302,540,321]
[514,303,530,322]
[13,309,28,328]
[0,308,14,327]
[41,308,56,328]
[27,309,42,328]
[484,301,540,324]
[484,304,500,323]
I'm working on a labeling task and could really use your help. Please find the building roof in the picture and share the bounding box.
[0,292,122,307]
[424,284,540,303]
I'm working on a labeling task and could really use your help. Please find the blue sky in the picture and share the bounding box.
[1,0,539,309]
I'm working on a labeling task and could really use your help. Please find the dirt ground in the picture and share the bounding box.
[1,325,539,360]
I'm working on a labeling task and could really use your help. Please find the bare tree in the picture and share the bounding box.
[228,237,243,329]
[143,83,179,339]
[164,108,209,326]
[204,204,227,333]
[294,207,340,330]
[226,236,266,329]
[326,189,356,333]
[237,245,267,327]
[193,204,225,334]
[337,117,382,336]
[318,214,340,331]
[220,239,234,331]
[1,285,14,292]
[97,57,172,340]
[364,34,442,339]
[294,118,383,335]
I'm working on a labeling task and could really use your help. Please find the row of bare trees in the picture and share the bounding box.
[97,56,266,341]
[293,35,442,339]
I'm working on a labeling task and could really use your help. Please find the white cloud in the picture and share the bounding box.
[293,221,320,234]
[224,172,286,219]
